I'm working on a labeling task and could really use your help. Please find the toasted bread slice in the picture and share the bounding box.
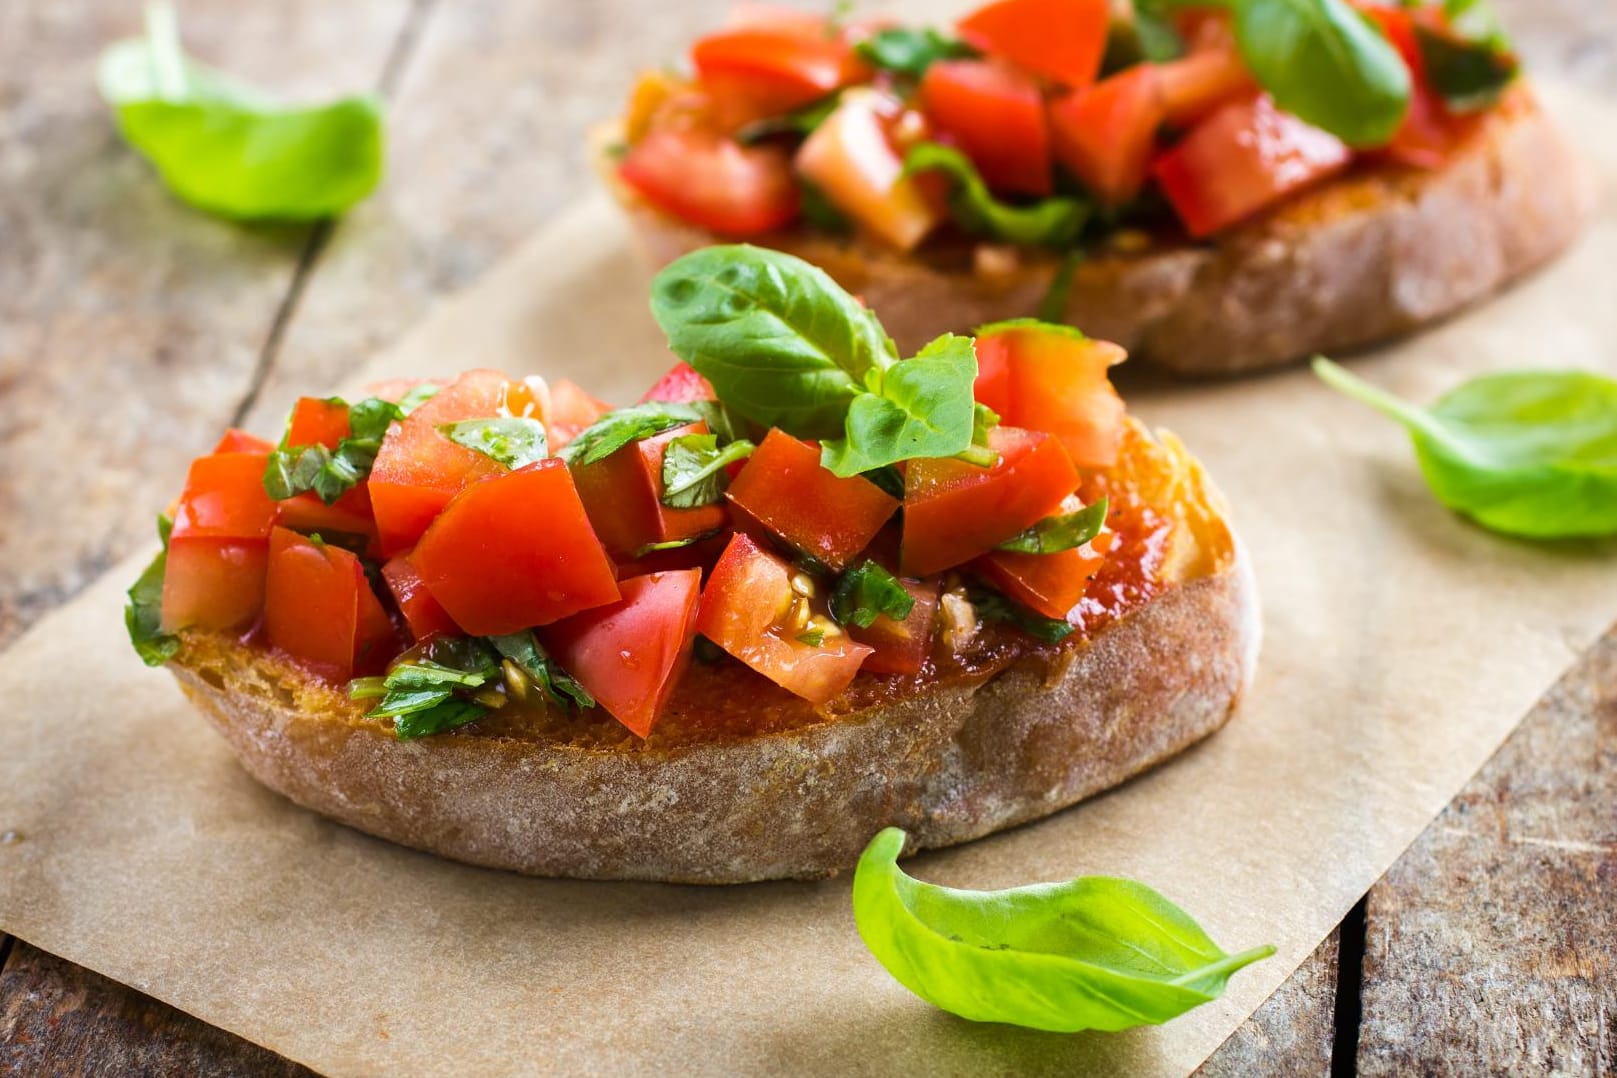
[602,89,1593,375]
[166,422,1257,883]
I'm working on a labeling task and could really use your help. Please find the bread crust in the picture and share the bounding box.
[605,90,1593,375]
[165,427,1259,883]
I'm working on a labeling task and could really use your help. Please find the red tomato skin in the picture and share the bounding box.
[692,28,867,117]
[851,576,941,676]
[638,362,716,404]
[795,90,943,251]
[974,527,1114,619]
[411,460,621,636]
[274,484,379,553]
[264,527,392,682]
[975,324,1126,470]
[285,397,351,450]
[212,429,274,455]
[1048,65,1164,207]
[901,426,1079,577]
[572,422,729,559]
[159,537,268,634]
[619,129,801,237]
[696,533,873,705]
[382,555,459,644]
[171,452,278,542]
[957,0,1109,88]
[920,59,1053,196]
[541,570,703,737]
[726,429,900,571]
[1152,94,1352,238]
[368,370,513,556]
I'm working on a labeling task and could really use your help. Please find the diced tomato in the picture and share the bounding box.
[638,362,717,404]
[211,429,273,455]
[541,570,702,737]
[974,322,1126,469]
[170,452,278,542]
[274,484,379,553]
[795,89,943,251]
[159,537,268,634]
[975,526,1114,620]
[920,59,1052,196]
[1152,95,1352,238]
[619,129,801,237]
[263,527,393,682]
[1049,66,1164,207]
[381,555,458,644]
[1358,4,1481,169]
[957,0,1109,88]
[726,429,900,571]
[411,460,620,636]
[572,422,729,559]
[901,426,1079,577]
[696,533,873,705]
[546,379,612,451]
[1155,46,1256,127]
[284,397,350,450]
[850,576,941,676]
[692,27,867,120]
[368,369,514,556]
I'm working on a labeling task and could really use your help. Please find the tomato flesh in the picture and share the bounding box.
[411,460,620,636]
[696,533,873,705]
[1153,94,1352,238]
[692,27,866,119]
[382,555,458,644]
[620,129,801,237]
[212,429,273,455]
[850,576,941,676]
[546,379,612,451]
[264,527,393,682]
[284,396,351,450]
[974,323,1126,470]
[274,485,379,554]
[542,570,702,737]
[920,59,1052,197]
[957,0,1109,88]
[1048,65,1164,207]
[975,527,1114,619]
[572,421,729,559]
[170,452,278,542]
[638,362,716,404]
[795,90,943,251]
[726,429,900,571]
[1359,4,1481,169]
[901,426,1079,577]
[160,537,268,633]
[1155,46,1256,128]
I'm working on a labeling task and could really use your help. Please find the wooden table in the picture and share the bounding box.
[1,2,1612,1073]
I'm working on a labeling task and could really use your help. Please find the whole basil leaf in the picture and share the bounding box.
[556,402,705,467]
[820,335,979,478]
[855,27,977,79]
[853,828,1274,1033]
[997,498,1109,555]
[441,417,548,470]
[125,514,179,667]
[660,434,756,509]
[1414,25,1518,113]
[903,143,1090,247]
[651,246,896,439]
[1232,0,1411,147]
[830,562,916,629]
[1314,358,1617,539]
[97,4,384,221]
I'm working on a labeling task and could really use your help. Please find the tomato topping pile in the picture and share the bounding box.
[616,0,1519,244]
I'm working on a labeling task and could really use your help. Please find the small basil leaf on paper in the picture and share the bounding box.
[1232,0,1411,147]
[830,562,916,629]
[855,27,977,79]
[1414,25,1518,113]
[997,498,1109,555]
[125,514,179,667]
[852,828,1275,1033]
[1313,358,1617,539]
[660,434,756,509]
[440,417,548,470]
[556,402,705,467]
[821,334,980,478]
[488,632,595,710]
[968,586,1075,643]
[97,4,384,221]
[651,245,896,439]
[903,143,1090,248]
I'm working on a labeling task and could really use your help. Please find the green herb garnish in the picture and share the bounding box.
[124,514,179,667]
[830,562,916,630]
[996,498,1109,555]
[660,434,756,509]
[262,396,402,505]
[969,586,1076,643]
[488,631,596,710]
[556,402,707,467]
[903,143,1090,248]
[1414,24,1517,113]
[854,27,977,80]
[440,417,549,469]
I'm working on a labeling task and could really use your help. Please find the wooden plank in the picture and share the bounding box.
[1196,932,1340,1077]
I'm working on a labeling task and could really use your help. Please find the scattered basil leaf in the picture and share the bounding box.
[488,631,596,710]
[263,396,401,505]
[1129,0,1189,63]
[854,27,977,79]
[798,178,855,234]
[633,535,718,558]
[904,143,1090,248]
[737,95,841,145]
[821,334,979,478]
[125,514,178,667]
[395,383,441,416]
[392,698,489,740]
[1414,24,1517,113]
[796,628,827,647]
[1314,358,1617,539]
[852,828,1275,1033]
[359,637,500,738]
[862,465,907,501]
[660,434,756,509]
[97,4,384,221]
[556,402,704,467]
[997,498,1109,555]
[968,586,1076,642]
[441,417,548,470]
[830,562,916,629]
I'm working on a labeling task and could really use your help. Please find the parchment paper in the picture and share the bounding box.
[3,85,1615,1076]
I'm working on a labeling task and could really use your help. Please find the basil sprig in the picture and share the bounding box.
[903,143,1090,248]
[830,562,916,629]
[997,498,1109,555]
[854,27,977,80]
[660,434,756,509]
[852,828,1274,1032]
[440,417,548,469]
[262,396,401,505]
[1314,358,1617,540]
[125,514,179,667]
[97,4,384,221]
[651,246,982,478]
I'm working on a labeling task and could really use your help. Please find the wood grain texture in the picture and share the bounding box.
[1195,932,1340,1077]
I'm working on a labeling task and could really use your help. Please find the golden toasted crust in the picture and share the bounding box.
[165,425,1258,883]
[603,90,1593,375]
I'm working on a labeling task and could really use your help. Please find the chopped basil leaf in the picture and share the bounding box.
[830,561,916,630]
[392,698,489,740]
[488,631,596,710]
[854,27,977,79]
[263,396,402,505]
[440,417,548,469]
[125,514,179,667]
[996,498,1109,555]
[633,535,717,558]
[903,143,1090,247]
[1414,24,1518,113]
[660,434,756,509]
[1442,0,1510,49]
[862,464,906,501]
[972,401,1000,448]
[796,628,827,647]
[737,94,841,145]
[820,334,979,477]
[555,401,706,467]
[380,658,492,693]
[395,383,440,416]
[1128,1,1188,63]
[359,637,500,731]
[969,586,1075,643]
[798,178,854,233]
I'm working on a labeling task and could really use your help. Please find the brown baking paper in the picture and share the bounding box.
[3,84,1616,1076]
